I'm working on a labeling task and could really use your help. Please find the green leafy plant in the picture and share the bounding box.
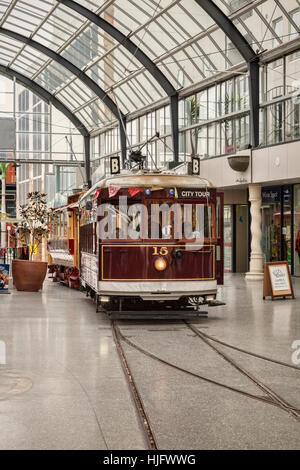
[17,192,52,258]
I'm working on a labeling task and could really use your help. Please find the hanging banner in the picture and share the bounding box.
[0,264,9,292]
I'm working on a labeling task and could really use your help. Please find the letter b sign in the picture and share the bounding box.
[110,156,120,175]
[192,157,200,175]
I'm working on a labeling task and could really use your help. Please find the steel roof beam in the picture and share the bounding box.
[194,0,260,148]
[56,0,179,163]
[0,26,128,175]
[0,27,122,119]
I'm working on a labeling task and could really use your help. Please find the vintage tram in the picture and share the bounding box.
[48,191,84,288]
[78,170,223,316]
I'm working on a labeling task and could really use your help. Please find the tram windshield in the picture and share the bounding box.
[98,200,215,241]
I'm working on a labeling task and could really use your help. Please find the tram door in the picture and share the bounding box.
[216,192,224,285]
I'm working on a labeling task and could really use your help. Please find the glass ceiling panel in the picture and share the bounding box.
[214,0,255,15]
[235,0,300,50]
[56,77,97,107]
[0,0,298,133]
[0,34,22,62]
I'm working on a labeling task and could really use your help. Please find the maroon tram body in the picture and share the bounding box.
[78,172,223,314]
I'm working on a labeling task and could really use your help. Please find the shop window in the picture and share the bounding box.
[294,185,300,276]
[224,205,233,273]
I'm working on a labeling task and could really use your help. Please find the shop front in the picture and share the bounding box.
[261,185,292,271]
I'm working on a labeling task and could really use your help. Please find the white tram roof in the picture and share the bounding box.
[79,171,214,204]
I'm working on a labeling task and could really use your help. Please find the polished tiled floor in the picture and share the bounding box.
[0,274,299,449]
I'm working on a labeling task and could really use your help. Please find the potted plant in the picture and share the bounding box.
[12,191,51,291]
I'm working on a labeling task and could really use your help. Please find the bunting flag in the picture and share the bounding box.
[174,187,178,199]
[108,185,121,198]
[150,185,164,192]
[94,188,101,200]
[128,188,142,197]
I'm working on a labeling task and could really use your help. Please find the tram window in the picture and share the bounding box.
[149,202,174,239]
[147,202,212,240]
[60,214,64,238]
[178,204,212,240]
[99,203,144,239]
[64,213,68,237]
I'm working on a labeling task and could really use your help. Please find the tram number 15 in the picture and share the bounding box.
[152,246,168,256]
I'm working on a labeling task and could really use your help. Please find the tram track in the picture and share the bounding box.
[111,318,300,444]
[184,321,300,422]
[111,320,158,450]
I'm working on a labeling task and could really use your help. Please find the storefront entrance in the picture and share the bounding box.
[293,184,300,276]
[224,204,248,273]
[261,186,292,268]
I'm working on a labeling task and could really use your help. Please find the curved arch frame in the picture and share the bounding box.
[56,0,179,162]
[0,27,127,168]
[0,64,92,187]
[194,0,260,148]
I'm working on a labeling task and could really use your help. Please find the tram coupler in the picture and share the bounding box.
[207,299,226,307]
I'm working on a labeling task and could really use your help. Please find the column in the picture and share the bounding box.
[245,183,264,280]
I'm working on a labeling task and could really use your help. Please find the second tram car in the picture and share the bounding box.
[48,192,84,288]
[78,171,223,315]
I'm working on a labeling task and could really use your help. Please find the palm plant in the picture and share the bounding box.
[187,96,200,156]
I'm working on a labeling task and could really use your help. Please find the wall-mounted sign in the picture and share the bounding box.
[262,186,281,203]
[283,185,292,203]
[263,261,294,300]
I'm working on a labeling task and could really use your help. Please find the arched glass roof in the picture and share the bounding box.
[0,0,299,133]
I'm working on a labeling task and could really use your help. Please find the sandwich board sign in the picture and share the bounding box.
[263,261,294,300]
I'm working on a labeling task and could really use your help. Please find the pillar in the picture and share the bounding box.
[245,183,264,280]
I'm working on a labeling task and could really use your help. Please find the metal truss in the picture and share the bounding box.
[56,0,179,162]
[194,0,260,148]
[0,64,90,184]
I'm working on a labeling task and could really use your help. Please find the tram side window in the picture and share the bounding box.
[98,203,143,239]
[64,213,68,238]
[80,223,95,253]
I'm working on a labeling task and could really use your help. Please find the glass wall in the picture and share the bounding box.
[261,51,300,146]
[92,47,300,180]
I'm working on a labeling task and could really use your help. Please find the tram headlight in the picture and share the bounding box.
[154,257,167,271]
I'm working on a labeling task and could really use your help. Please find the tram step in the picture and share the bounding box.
[107,310,208,320]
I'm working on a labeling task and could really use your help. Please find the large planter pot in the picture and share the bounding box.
[12,259,47,292]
